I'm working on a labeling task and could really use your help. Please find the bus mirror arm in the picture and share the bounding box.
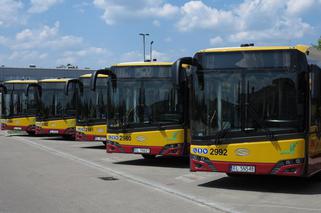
[26,84,42,97]
[172,57,202,87]
[0,84,7,94]
[90,68,117,91]
[65,79,82,96]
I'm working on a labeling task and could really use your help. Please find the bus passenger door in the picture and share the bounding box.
[308,64,321,174]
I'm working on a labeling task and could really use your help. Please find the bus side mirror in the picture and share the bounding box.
[172,57,202,88]
[65,79,83,96]
[78,82,84,95]
[90,68,116,91]
[0,84,7,94]
[26,84,42,97]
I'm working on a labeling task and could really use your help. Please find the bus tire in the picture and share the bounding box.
[63,135,75,141]
[27,131,35,136]
[142,154,156,159]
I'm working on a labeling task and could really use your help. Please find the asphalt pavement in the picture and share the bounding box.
[1,131,321,213]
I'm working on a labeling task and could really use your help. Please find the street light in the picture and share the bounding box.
[150,41,154,61]
[139,33,149,61]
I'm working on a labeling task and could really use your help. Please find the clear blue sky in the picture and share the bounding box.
[0,0,321,69]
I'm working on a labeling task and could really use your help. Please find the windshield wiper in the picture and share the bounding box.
[245,102,277,141]
[213,121,231,145]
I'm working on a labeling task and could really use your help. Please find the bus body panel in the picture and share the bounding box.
[98,62,189,157]
[1,116,36,132]
[76,74,108,142]
[308,128,321,176]
[180,45,321,177]
[76,124,107,141]
[107,129,186,156]
[1,80,40,133]
[190,138,305,176]
[35,118,76,136]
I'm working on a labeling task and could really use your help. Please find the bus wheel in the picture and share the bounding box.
[27,131,35,136]
[63,135,75,141]
[142,154,156,159]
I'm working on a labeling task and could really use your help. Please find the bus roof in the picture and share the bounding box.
[80,74,108,78]
[198,45,310,54]
[112,61,172,67]
[39,78,73,83]
[4,80,38,84]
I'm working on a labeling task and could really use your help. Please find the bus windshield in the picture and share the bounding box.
[107,66,183,130]
[77,77,107,125]
[1,83,39,118]
[192,50,307,142]
[39,82,78,120]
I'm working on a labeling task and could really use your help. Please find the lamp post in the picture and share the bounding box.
[139,33,149,61]
[150,41,154,61]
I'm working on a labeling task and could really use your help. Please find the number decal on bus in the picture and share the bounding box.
[108,135,131,141]
[210,148,227,156]
[119,135,131,141]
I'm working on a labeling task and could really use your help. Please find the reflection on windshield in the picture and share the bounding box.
[1,84,40,118]
[192,71,304,138]
[108,78,182,129]
[77,78,107,124]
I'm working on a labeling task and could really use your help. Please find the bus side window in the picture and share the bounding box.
[311,64,321,134]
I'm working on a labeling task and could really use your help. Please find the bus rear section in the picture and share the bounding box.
[76,74,108,142]
[0,80,41,135]
[91,62,189,159]
[35,78,82,139]
[174,45,321,177]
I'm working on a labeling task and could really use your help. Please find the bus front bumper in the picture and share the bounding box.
[35,126,75,137]
[190,155,305,176]
[106,141,184,156]
[75,131,106,142]
[2,124,35,132]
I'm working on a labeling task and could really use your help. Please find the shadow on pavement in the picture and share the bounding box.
[80,145,106,149]
[199,175,321,194]
[41,137,74,141]
[114,156,190,169]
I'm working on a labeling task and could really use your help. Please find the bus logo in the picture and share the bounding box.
[168,132,178,141]
[108,135,119,141]
[280,143,298,155]
[136,136,146,142]
[235,148,250,156]
[192,148,208,154]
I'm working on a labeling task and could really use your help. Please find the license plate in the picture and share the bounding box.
[230,165,255,173]
[49,130,59,134]
[133,148,150,154]
[13,127,22,130]
[94,137,107,141]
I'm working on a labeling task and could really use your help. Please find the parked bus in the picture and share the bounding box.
[91,62,189,159]
[76,74,108,142]
[0,80,41,135]
[173,45,321,177]
[35,78,83,139]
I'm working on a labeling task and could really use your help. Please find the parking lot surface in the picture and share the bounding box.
[1,131,321,213]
